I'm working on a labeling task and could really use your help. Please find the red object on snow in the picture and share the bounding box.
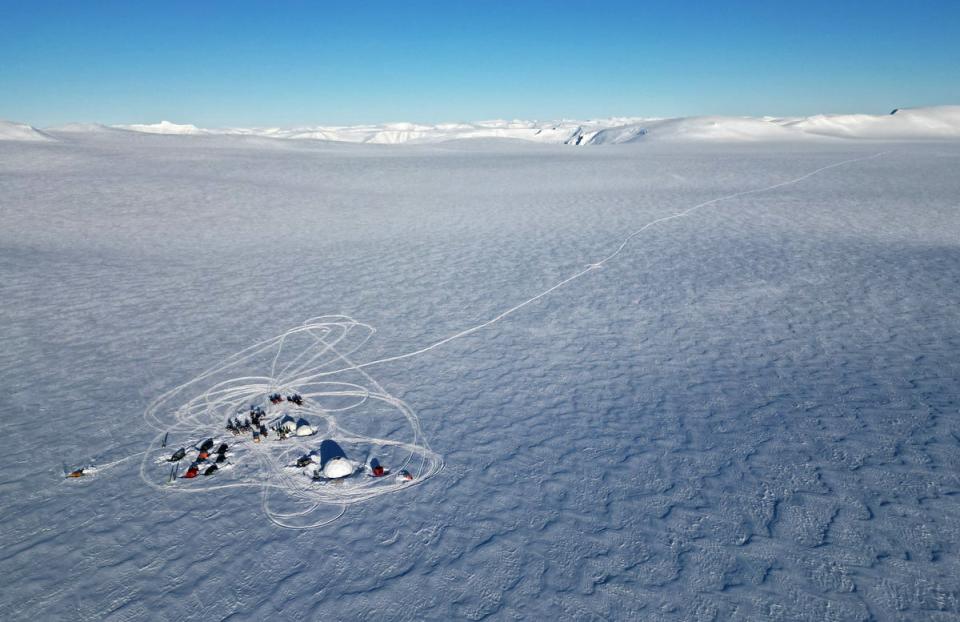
[184,465,200,479]
[198,451,209,461]
[372,465,385,477]
[400,470,413,481]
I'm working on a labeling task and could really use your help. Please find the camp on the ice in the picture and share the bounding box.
[276,414,315,437]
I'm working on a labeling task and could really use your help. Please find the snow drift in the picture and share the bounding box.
[783,105,960,139]
[589,115,815,144]
[0,120,53,142]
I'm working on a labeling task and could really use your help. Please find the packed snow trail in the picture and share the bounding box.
[315,151,887,375]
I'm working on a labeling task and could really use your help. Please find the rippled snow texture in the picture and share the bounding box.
[2,131,960,620]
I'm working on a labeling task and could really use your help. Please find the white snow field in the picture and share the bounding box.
[2,123,960,621]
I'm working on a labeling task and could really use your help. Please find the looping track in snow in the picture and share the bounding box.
[140,316,444,529]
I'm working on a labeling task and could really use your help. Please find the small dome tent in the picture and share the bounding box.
[318,439,354,479]
[295,417,314,436]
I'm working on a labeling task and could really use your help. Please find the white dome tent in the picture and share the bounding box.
[295,418,315,437]
[314,439,356,479]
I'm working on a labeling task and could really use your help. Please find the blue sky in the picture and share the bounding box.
[1,0,958,127]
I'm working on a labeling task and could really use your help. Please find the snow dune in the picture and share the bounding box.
[0,120,53,141]
[589,115,814,144]
[784,105,960,139]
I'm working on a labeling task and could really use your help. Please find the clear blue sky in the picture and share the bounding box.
[2,0,958,127]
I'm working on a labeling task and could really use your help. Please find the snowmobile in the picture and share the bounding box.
[369,458,388,478]
[203,464,218,476]
[168,447,186,462]
[287,393,303,406]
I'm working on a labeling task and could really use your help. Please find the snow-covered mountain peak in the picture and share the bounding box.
[10,106,960,146]
[104,106,954,144]
[116,120,207,135]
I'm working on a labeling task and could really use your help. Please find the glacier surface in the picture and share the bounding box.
[2,128,960,620]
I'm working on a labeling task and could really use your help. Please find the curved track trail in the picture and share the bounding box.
[318,151,886,375]
[140,316,444,529]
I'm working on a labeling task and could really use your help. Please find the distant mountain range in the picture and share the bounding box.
[4,106,960,144]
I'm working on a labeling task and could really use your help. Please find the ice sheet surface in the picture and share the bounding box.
[2,131,960,620]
